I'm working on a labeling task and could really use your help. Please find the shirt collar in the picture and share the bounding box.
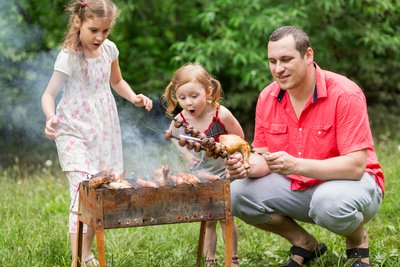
[276,63,325,103]
[276,87,318,103]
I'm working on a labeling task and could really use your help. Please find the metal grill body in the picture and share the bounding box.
[74,179,233,267]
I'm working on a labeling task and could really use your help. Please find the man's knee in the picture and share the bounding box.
[309,187,363,236]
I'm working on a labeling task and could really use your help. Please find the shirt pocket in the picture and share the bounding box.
[310,124,334,156]
[265,123,289,151]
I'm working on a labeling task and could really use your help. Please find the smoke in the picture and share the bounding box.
[0,1,188,175]
[119,102,188,179]
[0,1,60,166]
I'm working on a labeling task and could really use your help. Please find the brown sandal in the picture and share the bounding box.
[346,248,371,267]
[232,256,239,266]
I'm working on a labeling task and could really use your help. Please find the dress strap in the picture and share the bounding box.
[179,112,188,124]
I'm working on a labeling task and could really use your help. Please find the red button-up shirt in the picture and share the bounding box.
[252,64,384,193]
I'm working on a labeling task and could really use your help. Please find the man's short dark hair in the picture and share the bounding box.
[269,26,311,57]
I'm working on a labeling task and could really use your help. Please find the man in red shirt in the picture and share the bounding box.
[225,26,383,267]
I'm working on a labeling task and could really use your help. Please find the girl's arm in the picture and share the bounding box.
[110,59,152,111]
[41,71,67,140]
[218,105,244,138]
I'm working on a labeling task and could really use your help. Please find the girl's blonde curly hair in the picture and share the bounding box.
[162,63,224,115]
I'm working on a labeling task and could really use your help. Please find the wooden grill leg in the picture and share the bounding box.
[95,228,106,267]
[224,218,233,267]
[74,220,84,267]
[223,180,233,267]
[196,221,207,267]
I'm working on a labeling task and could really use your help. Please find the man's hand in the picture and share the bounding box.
[264,151,298,175]
[225,153,248,179]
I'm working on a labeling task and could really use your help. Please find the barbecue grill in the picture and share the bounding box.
[73,179,233,267]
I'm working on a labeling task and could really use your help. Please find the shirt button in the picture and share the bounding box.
[299,128,302,132]
[298,152,302,155]
[318,131,321,135]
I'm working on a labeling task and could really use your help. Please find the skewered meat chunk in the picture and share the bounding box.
[178,136,187,147]
[164,129,173,140]
[186,139,195,150]
[191,129,200,137]
[213,143,223,154]
[219,134,251,169]
[219,150,229,159]
[205,149,214,158]
[193,142,202,152]
[184,125,194,135]
[174,118,184,128]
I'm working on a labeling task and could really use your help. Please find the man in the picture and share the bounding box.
[225,26,384,267]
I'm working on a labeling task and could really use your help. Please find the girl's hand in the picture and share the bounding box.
[131,94,153,111]
[224,153,248,179]
[44,116,58,140]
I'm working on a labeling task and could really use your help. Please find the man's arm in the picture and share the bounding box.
[265,149,367,181]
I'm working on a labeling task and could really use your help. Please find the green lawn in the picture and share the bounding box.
[1,138,399,266]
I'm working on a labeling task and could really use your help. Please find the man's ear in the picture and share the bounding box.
[305,47,314,64]
[73,15,81,28]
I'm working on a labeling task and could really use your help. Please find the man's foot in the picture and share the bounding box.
[281,243,327,267]
[346,248,371,267]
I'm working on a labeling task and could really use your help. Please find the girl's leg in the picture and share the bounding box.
[66,171,97,264]
[203,220,218,263]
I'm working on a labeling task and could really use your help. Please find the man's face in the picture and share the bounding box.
[267,35,310,91]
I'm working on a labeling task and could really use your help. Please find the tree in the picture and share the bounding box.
[1,0,399,166]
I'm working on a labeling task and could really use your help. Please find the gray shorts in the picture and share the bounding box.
[230,172,383,236]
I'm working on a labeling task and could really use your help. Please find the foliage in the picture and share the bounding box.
[0,0,399,166]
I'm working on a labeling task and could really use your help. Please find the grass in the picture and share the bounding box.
[1,128,400,266]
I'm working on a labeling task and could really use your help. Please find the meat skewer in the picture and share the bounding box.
[219,134,251,169]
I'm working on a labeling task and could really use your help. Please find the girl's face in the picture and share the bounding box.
[77,17,113,56]
[175,82,209,117]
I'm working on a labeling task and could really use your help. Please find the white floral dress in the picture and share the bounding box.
[54,39,123,174]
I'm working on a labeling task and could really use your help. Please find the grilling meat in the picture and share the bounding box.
[219,134,251,169]
[108,181,132,189]
[154,165,170,186]
[136,178,159,188]
[88,175,112,189]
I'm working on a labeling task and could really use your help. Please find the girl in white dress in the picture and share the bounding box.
[41,0,152,265]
